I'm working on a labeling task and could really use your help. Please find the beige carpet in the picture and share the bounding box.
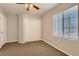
[0,40,67,56]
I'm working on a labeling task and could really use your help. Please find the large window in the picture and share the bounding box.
[53,5,78,40]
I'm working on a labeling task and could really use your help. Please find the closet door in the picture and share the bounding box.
[0,14,7,48]
[7,15,17,42]
[24,19,31,42]
[24,19,41,42]
[30,19,41,41]
[23,14,41,42]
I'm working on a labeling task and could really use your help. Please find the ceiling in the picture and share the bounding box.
[0,3,58,16]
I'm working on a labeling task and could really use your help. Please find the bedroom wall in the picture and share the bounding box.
[17,14,24,43]
[42,3,79,56]
[6,14,18,42]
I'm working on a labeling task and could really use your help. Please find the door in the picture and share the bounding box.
[23,16,41,42]
[0,14,7,47]
[7,15,17,42]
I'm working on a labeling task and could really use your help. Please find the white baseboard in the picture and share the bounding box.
[18,41,26,44]
[26,39,41,42]
[18,39,42,44]
[7,40,18,43]
[42,39,71,56]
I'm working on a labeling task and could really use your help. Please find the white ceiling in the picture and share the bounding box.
[0,3,58,16]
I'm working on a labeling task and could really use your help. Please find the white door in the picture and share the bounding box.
[24,18,41,42]
[7,15,17,42]
[0,14,7,48]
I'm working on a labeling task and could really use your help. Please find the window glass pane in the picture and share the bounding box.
[64,9,70,37]
[53,12,63,36]
[69,5,78,39]
[58,12,63,36]
[53,14,59,35]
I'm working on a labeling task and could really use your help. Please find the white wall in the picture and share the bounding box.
[17,14,24,43]
[42,3,79,56]
[6,14,18,42]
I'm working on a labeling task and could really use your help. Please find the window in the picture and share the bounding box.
[53,12,63,37]
[53,5,78,40]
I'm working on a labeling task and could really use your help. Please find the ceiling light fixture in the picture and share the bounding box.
[16,3,39,11]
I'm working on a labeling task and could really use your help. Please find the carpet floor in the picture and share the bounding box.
[0,40,67,56]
